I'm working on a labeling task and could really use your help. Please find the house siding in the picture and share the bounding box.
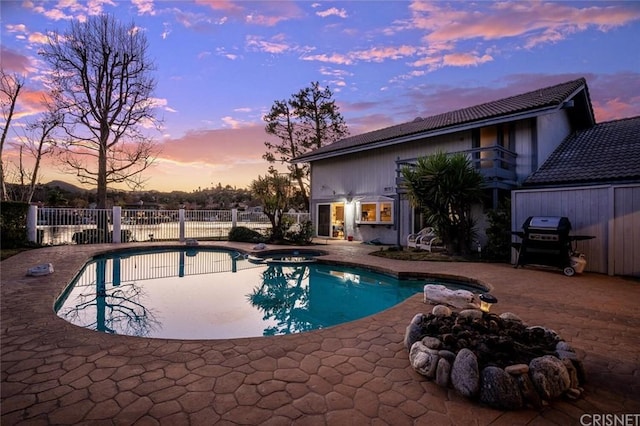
[310,131,473,244]
[514,118,536,182]
[613,185,640,277]
[537,111,571,172]
[512,184,640,277]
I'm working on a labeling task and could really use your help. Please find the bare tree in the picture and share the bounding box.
[10,112,61,202]
[0,69,25,201]
[264,82,348,210]
[40,14,160,210]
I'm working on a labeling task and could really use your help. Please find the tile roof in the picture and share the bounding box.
[524,116,640,186]
[295,78,588,161]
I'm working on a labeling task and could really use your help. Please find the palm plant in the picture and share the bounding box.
[402,152,485,254]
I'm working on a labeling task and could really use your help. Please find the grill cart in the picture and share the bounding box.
[512,216,595,276]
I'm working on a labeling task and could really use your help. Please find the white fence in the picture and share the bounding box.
[27,206,310,245]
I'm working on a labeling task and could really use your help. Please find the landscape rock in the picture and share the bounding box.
[451,348,480,397]
[409,341,439,378]
[424,284,479,309]
[27,263,54,276]
[458,309,483,320]
[437,350,456,364]
[529,355,571,400]
[404,313,427,350]
[505,364,529,375]
[479,366,524,410]
[432,305,452,317]
[499,312,523,322]
[556,341,573,352]
[561,358,580,389]
[516,373,542,408]
[421,336,442,349]
[566,388,581,400]
[435,358,451,388]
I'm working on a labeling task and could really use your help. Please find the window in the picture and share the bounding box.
[355,197,394,224]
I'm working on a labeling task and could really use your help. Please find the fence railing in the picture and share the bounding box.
[27,206,310,245]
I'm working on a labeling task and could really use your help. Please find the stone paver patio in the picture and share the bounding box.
[1,241,639,425]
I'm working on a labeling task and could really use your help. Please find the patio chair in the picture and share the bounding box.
[418,234,443,252]
[407,227,436,248]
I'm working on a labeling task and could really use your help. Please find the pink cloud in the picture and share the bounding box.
[194,1,303,26]
[586,72,640,122]
[158,124,275,166]
[245,35,294,54]
[301,52,353,65]
[353,45,419,63]
[14,88,50,119]
[303,45,420,65]
[316,7,348,19]
[409,1,640,49]
[442,52,493,67]
[194,0,244,14]
[0,47,32,74]
[244,2,304,26]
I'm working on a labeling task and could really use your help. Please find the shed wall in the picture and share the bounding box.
[512,184,640,276]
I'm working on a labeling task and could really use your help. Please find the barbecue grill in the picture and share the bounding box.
[512,216,594,276]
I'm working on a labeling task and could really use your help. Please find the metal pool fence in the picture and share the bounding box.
[27,206,310,246]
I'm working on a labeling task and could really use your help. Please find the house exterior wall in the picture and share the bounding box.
[512,184,640,277]
[310,132,471,244]
[308,110,576,247]
[537,111,572,172]
[513,119,536,182]
[310,131,472,199]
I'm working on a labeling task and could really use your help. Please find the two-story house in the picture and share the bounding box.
[293,78,595,246]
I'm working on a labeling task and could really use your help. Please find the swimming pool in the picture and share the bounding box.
[55,247,485,340]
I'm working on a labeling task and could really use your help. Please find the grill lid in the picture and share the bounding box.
[529,217,562,228]
[522,216,572,232]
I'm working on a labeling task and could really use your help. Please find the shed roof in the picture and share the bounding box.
[295,77,592,162]
[524,116,640,186]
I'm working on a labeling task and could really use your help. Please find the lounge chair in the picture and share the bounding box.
[418,234,443,252]
[407,227,436,248]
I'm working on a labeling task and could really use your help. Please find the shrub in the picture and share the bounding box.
[484,199,512,262]
[1,202,30,249]
[283,219,314,245]
[228,226,266,243]
[72,229,107,244]
[72,228,133,244]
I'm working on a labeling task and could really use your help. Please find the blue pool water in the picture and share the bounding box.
[55,248,484,339]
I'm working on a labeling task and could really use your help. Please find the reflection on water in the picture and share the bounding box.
[56,248,477,339]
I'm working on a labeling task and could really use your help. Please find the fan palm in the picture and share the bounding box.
[402,152,484,254]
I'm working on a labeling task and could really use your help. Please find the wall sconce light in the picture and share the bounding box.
[479,293,498,312]
[346,191,353,203]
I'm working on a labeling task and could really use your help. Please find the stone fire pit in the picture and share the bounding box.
[404,285,585,410]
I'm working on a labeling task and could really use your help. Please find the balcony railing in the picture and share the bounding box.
[395,146,518,192]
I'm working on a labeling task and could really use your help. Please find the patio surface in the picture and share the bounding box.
[1,241,639,425]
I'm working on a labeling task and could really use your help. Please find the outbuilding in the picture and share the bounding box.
[512,116,640,276]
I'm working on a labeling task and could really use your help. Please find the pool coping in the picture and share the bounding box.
[2,241,639,424]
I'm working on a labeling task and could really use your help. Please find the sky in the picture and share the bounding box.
[1,0,640,193]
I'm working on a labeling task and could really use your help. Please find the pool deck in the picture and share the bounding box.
[1,241,639,425]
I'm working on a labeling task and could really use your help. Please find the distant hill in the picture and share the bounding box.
[44,180,93,193]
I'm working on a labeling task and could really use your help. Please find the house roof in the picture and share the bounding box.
[294,77,593,163]
[524,116,640,186]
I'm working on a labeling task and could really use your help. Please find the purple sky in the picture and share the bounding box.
[2,0,640,191]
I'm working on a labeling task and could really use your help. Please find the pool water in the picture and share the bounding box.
[55,248,483,339]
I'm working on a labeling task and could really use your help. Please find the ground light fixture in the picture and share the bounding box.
[479,293,498,312]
